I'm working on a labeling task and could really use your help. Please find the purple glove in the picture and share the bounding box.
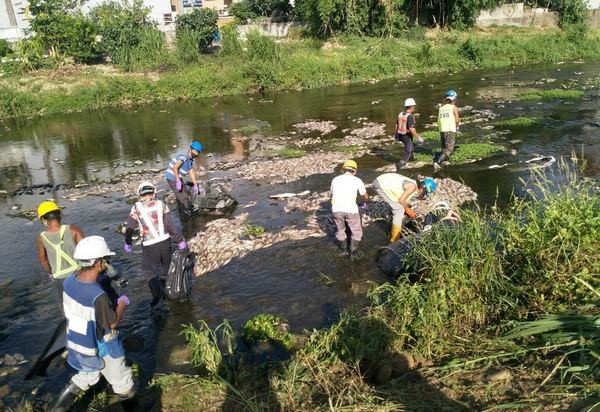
[117,295,130,306]
[359,202,368,210]
[192,184,199,195]
[124,244,133,253]
[178,240,187,250]
[175,179,182,191]
[417,136,424,145]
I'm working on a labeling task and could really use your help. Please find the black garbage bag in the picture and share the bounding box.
[192,181,237,210]
[377,236,415,277]
[165,249,195,301]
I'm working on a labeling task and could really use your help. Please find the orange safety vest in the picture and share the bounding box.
[396,112,410,135]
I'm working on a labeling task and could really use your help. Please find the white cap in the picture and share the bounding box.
[138,181,156,196]
[74,236,115,266]
[404,98,416,107]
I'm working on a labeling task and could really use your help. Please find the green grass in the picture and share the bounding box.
[273,148,307,158]
[1,27,599,119]
[495,116,540,127]
[516,89,585,101]
[239,125,262,136]
[419,130,440,140]
[413,142,504,164]
[243,223,266,238]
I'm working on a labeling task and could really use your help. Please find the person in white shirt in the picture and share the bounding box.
[330,160,369,260]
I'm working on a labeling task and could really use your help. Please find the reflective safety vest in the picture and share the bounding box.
[438,104,457,133]
[63,274,107,371]
[165,153,193,181]
[40,225,80,279]
[134,200,170,246]
[376,173,417,203]
[396,112,410,135]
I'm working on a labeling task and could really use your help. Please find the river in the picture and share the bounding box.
[0,61,598,408]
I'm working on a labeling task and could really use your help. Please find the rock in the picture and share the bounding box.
[134,160,144,166]
[3,354,17,366]
[374,363,393,384]
[169,345,193,366]
[0,384,10,398]
[485,367,511,382]
[390,353,416,375]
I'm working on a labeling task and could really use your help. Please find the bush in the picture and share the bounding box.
[230,1,258,24]
[550,0,589,28]
[220,23,242,55]
[245,30,281,62]
[459,38,484,65]
[176,8,218,53]
[0,39,12,57]
[176,29,201,64]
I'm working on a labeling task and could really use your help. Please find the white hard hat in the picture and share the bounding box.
[74,236,115,265]
[405,98,416,107]
[138,181,156,196]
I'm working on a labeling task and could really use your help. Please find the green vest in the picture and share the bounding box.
[438,104,456,133]
[40,225,79,279]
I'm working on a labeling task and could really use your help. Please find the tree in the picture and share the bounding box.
[27,0,98,63]
[175,8,219,53]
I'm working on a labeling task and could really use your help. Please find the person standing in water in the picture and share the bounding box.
[394,98,423,170]
[434,90,460,170]
[165,140,204,216]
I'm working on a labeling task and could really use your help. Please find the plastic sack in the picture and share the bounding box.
[97,330,125,359]
[192,181,237,210]
[165,249,195,301]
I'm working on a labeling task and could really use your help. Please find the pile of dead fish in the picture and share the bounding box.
[338,122,388,146]
[235,151,347,183]
[293,136,322,147]
[60,169,164,202]
[293,120,338,135]
[187,213,322,276]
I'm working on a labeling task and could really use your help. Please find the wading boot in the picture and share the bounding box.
[389,224,402,243]
[349,240,363,261]
[148,278,164,307]
[51,381,81,412]
[335,239,349,256]
[433,153,448,171]
[395,160,407,171]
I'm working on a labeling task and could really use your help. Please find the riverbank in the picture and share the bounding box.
[1,27,600,119]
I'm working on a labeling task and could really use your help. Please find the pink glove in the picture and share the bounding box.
[178,240,187,250]
[192,184,199,195]
[117,295,130,306]
[124,244,133,253]
[417,136,424,145]
[175,179,182,191]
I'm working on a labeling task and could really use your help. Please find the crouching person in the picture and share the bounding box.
[52,236,134,412]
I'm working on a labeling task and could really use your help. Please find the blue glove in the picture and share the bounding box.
[124,244,133,253]
[117,295,130,306]
[178,240,188,250]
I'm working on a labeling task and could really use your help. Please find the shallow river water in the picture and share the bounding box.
[0,61,598,408]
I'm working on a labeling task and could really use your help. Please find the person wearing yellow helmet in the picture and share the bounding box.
[35,200,84,307]
[330,160,369,260]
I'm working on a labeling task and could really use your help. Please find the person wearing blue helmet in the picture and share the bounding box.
[434,90,460,170]
[372,173,436,242]
[165,140,204,216]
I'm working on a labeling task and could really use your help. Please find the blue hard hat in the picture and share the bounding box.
[446,90,458,99]
[423,177,437,193]
[190,141,203,152]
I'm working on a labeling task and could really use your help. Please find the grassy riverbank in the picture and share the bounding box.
[140,163,600,411]
[1,27,600,119]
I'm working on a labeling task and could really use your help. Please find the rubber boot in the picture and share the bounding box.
[349,240,363,261]
[51,381,81,412]
[335,239,349,256]
[395,159,407,171]
[433,153,448,170]
[389,224,402,243]
[148,278,164,307]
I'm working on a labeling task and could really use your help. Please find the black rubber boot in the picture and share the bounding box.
[395,159,407,171]
[433,153,448,170]
[148,278,164,307]
[335,239,349,256]
[349,240,363,261]
[51,381,81,412]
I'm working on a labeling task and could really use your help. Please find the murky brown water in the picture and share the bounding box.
[0,61,598,407]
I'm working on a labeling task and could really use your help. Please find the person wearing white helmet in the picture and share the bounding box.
[124,181,187,307]
[330,160,369,260]
[52,236,134,411]
[394,97,423,170]
[434,90,461,170]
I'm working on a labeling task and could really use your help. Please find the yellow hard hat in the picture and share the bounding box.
[37,200,61,219]
[342,160,358,170]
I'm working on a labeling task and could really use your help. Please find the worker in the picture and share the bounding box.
[124,181,187,306]
[434,90,460,170]
[330,160,369,260]
[51,236,134,411]
[165,140,204,216]
[394,98,423,170]
[36,200,84,307]
[372,173,436,242]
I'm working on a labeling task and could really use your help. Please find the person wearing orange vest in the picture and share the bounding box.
[36,200,84,307]
[124,181,187,306]
[434,90,461,170]
[394,98,423,170]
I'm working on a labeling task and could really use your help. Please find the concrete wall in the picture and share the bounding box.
[237,22,303,39]
[476,3,559,27]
